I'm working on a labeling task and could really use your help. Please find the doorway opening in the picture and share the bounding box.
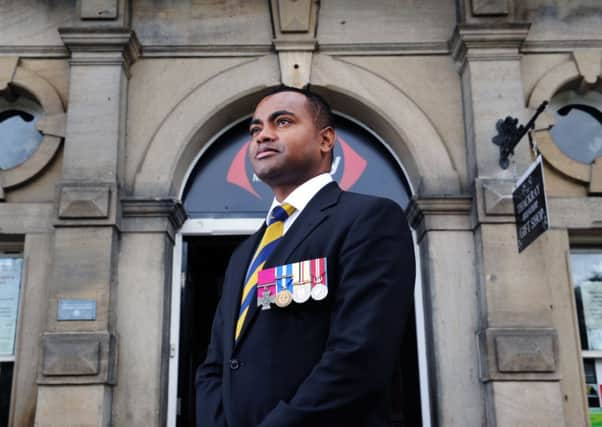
[175,235,246,426]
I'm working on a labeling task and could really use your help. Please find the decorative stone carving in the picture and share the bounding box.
[43,338,100,376]
[270,0,318,88]
[478,328,559,381]
[278,0,312,32]
[59,185,111,219]
[471,0,509,16]
[81,0,118,20]
[406,195,473,242]
[59,28,141,77]
[121,198,187,241]
[38,332,117,384]
[451,23,531,71]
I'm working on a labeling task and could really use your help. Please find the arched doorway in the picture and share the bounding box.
[167,113,429,426]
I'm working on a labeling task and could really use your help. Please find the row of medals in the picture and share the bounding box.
[272,276,328,308]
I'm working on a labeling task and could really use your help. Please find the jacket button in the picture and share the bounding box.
[230,359,240,370]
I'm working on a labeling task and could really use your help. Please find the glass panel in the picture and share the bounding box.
[183,115,412,217]
[0,93,44,170]
[571,250,602,350]
[549,89,602,164]
[572,250,602,425]
[0,257,23,357]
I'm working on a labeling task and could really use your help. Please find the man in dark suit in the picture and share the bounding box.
[196,86,415,427]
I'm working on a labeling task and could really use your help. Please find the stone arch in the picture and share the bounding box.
[0,59,65,192]
[133,53,461,198]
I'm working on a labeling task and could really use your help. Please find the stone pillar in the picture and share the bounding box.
[452,6,588,425]
[112,199,186,427]
[33,26,139,426]
[407,196,484,427]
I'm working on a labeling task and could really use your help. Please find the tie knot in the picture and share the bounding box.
[269,202,295,225]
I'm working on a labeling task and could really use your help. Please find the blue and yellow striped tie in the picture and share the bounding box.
[235,202,296,341]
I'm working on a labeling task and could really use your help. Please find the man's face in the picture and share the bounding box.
[248,91,331,191]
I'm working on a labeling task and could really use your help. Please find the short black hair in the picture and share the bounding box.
[263,85,335,130]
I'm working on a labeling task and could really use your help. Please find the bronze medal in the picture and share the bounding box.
[275,289,293,307]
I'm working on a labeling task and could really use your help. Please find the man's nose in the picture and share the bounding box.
[256,124,276,142]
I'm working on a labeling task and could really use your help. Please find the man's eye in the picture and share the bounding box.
[276,118,291,127]
[249,127,260,135]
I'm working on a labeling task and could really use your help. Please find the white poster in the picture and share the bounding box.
[0,258,23,356]
[580,281,602,351]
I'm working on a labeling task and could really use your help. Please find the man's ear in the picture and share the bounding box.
[319,127,336,155]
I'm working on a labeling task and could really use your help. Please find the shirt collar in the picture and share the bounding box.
[265,173,333,225]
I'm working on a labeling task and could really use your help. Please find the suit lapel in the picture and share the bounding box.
[233,182,342,349]
[227,227,264,354]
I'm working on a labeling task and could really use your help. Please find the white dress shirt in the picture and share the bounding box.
[265,173,333,234]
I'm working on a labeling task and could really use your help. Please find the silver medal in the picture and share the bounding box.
[311,283,328,301]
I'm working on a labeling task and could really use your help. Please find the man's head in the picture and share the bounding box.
[248,86,336,200]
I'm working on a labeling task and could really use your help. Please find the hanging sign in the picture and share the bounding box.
[513,155,550,253]
[0,257,23,357]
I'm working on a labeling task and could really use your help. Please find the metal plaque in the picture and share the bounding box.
[57,299,97,321]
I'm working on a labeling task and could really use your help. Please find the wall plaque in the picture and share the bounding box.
[57,299,97,321]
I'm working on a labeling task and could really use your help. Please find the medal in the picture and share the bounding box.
[275,289,293,307]
[274,264,293,308]
[292,260,311,303]
[310,257,328,301]
[257,267,276,310]
[257,285,274,310]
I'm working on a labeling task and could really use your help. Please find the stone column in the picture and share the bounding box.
[112,199,186,427]
[452,4,588,425]
[33,26,139,426]
[407,196,484,427]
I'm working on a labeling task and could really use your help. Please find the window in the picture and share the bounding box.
[549,89,602,165]
[571,248,602,425]
[0,247,23,427]
[0,87,44,170]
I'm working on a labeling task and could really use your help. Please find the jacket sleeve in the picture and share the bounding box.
[258,198,416,427]
[195,296,228,427]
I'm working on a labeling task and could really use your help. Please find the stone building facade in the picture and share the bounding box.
[0,1,601,426]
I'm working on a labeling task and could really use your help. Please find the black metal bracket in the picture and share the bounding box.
[492,101,548,169]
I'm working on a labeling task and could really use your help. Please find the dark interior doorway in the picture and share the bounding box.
[175,235,422,427]
[176,235,247,427]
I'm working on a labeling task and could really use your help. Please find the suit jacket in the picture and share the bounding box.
[195,182,415,427]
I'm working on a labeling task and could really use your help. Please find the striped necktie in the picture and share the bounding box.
[235,202,296,341]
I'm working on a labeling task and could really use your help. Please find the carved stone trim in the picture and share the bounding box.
[522,39,602,54]
[140,44,272,58]
[38,332,117,385]
[270,0,318,88]
[59,185,111,219]
[474,178,517,225]
[478,328,559,381]
[121,198,187,240]
[319,41,450,56]
[471,0,509,16]
[406,195,473,241]
[59,27,141,76]
[451,23,531,70]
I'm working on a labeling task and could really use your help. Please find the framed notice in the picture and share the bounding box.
[581,281,602,351]
[0,257,23,357]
